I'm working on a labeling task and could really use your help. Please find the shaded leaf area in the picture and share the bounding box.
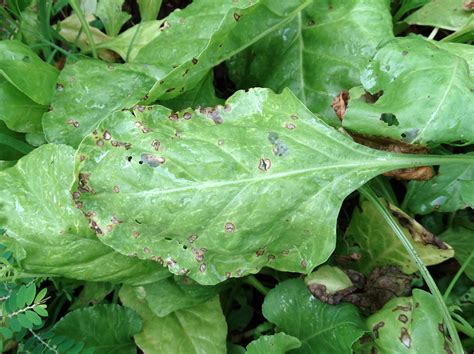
[246,333,301,354]
[96,0,131,37]
[227,0,393,125]
[131,0,312,102]
[440,211,474,280]
[0,144,170,284]
[341,200,453,274]
[75,88,437,285]
[363,290,452,353]
[43,60,156,147]
[343,36,474,146]
[120,286,227,354]
[129,275,225,317]
[0,40,58,133]
[405,0,473,31]
[51,304,142,354]
[262,279,367,354]
[404,154,474,214]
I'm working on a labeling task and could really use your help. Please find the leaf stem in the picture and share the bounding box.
[68,0,98,59]
[359,186,463,354]
[243,275,269,296]
[428,26,440,40]
[444,252,474,301]
[454,320,474,338]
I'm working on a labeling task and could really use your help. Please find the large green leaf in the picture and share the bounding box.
[434,41,474,77]
[52,304,142,354]
[246,333,301,354]
[0,144,169,284]
[343,199,454,274]
[120,286,227,354]
[227,0,394,124]
[366,289,451,353]
[0,40,58,105]
[262,279,366,354]
[129,275,223,317]
[404,154,474,214]
[75,88,468,285]
[440,213,474,280]
[405,0,472,31]
[132,0,312,102]
[343,36,474,145]
[43,60,156,147]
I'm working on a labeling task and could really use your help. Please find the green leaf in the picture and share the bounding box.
[393,0,430,22]
[262,279,367,354]
[343,199,454,274]
[227,0,394,124]
[0,40,58,105]
[34,288,48,303]
[246,333,301,354]
[33,305,48,317]
[120,286,227,354]
[0,77,46,133]
[366,289,452,353]
[25,284,36,305]
[0,144,170,284]
[137,0,162,22]
[305,265,354,295]
[16,285,28,309]
[440,214,474,280]
[24,310,42,326]
[343,36,474,145]
[96,0,131,37]
[52,304,142,354]
[135,276,224,317]
[405,0,473,31]
[69,282,115,310]
[17,312,33,329]
[132,0,312,102]
[43,60,156,147]
[0,327,13,340]
[75,88,462,284]
[404,155,474,214]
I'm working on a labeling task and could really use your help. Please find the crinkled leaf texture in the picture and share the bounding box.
[344,199,454,274]
[366,289,452,353]
[343,36,474,145]
[227,0,394,124]
[43,60,157,147]
[120,286,227,354]
[262,279,366,354]
[404,153,474,214]
[0,144,169,284]
[246,333,301,354]
[51,304,142,354]
[132,0,312,102]
[75,88,437,285]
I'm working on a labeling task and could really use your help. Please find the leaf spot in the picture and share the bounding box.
[225,222,236,233]
[399,328,411,348]
[258,158,271,172]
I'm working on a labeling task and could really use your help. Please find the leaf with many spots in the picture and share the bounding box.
[227,0,394,125]
[74,88,455,284]
[343,36,474,145]
[262,279,367,354]
[120,286,227,354]
[365,289,452,353]
[0,144,169,284]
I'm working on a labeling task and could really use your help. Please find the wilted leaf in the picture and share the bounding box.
[120,286,227,354]
[246,333,301,354]
[227,0,394,124]
[43,60,156,147]
[0,144,169,284]
[405,0,473,31]
[75,88,448,284]
[342,199,454,274]
[366,289,452,353]
[52,304,142,354]
[262,279,366,354]
[404,154,474,214]
[343,36,474,145]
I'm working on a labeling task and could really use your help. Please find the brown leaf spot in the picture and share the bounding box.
[255,248,265,257]
[183,112,192,120]
[96,139,104,147]
[152,139,161,150]
[199,263,207,272]
[143,247,151,254]
[113,185,120,193]
[464,0,474,10]
[67,119,80,128]
[225,272,232,279]
[372,321,385,338]
[400,328,411,348]
[192,57,198,65]
[188,234,198,243]
[267,254,275,261]
[233,13,241,21]
[308,19,315,26]
[132,231,140,238]
[56,83,64,91]
[258,158,271,172]
[169,113,179,121]
[331,90,349,120]
[398,314,409,323]
[225,222,235,233]
[103,130,112,140]
[285,123,296,130]
[301,260,308,268]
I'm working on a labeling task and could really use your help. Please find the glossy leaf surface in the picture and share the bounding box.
[246,333,301,354]
[75,88,442,284]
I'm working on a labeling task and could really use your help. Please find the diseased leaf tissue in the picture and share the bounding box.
[0,0,473,352]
